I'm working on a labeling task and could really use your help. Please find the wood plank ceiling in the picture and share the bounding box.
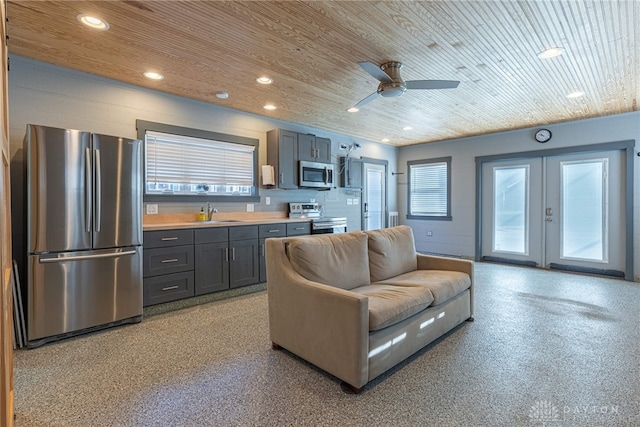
[6,1,639,146]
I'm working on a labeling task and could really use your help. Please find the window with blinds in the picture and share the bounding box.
[407,157,451,220]
[144,130,256,196]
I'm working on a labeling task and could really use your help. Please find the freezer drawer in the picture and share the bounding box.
[27,247,143,342]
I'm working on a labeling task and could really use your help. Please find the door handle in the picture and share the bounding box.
[40,250,137,263]
[94,148,102,232]
[85,148,92,232]
[364,202,368,213]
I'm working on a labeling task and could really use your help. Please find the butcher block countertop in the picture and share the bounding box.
[143,212,310,231]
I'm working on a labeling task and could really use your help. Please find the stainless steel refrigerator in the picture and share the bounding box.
[25,124,143,347]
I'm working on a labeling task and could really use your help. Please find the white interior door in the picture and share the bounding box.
[363,162,386,231]
[481,158,543,266]
[545,150,624,274]
[481,150,626,276]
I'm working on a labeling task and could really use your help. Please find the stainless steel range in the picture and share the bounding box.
[289,203,347,234]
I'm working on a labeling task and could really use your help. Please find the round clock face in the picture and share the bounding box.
[535,128,552,143]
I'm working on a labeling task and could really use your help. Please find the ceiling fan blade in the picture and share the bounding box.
[358,61,392,83]
[353,92,380,109]
[405,80,460,90]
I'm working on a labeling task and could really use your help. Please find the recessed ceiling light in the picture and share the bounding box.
[347,107,359,113]
[256,76,274,85]
[403,126,413,131]
[381,138,390,143]
[77,14,110,30]
[566,91,585,99]
[263,104,277,110]
[143,71,164,80]
[537,47,564,59]
[215,91,229,99]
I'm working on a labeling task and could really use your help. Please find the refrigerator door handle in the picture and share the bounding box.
[39,250,137,263]
[94,148,102,232]
[85,147,92,232]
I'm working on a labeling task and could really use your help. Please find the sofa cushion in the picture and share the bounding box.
[351,284,434,331]
[374,270,471,306]
[365,226,418,282]
[286,232,370,290]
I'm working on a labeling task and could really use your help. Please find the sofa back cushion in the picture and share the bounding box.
[286,231,371,290]
[365,226,417,282]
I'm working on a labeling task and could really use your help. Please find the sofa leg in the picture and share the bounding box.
[272,342,282,350]
[466,316,475,322]
[341,381,364,394]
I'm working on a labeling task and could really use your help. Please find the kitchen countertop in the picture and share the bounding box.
[143,216,310,232]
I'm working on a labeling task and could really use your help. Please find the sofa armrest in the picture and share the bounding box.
[266,238,370,388]
[416,253,474,318]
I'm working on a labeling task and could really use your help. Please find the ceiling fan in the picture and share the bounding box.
[351,61,460,109]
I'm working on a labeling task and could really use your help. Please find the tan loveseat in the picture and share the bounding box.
[266,225,474,392]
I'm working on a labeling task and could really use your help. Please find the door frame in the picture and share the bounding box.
[360,157,388,230]
[475,140,635,281]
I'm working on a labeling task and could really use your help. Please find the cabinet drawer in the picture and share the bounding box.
[143,245,194,277]
[143,271,194,306]
[229,225,258,240]
[259,223,286,238]
[195,227,228,244]
[287,222,311,236]
[144,229,194,249]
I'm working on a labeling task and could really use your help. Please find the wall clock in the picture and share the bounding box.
[535,128,552,143]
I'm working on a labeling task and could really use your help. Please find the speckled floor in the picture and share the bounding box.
[13,263,640,426]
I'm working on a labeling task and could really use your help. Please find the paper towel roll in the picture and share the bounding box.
[262,165,275,186]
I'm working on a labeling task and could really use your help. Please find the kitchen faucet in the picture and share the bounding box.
[207,202,218,220]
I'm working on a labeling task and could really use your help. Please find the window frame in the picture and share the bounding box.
[137,120,260,202]
[406,156,452,221]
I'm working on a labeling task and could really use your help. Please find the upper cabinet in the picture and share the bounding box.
[267,129,299,189]
[298,134,331,163]
[339,156,363,188]
[267,129,332,189]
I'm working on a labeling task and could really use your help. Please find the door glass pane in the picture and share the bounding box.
[561,159,608,262]
[493,166,529,254]
[366,168,384,230]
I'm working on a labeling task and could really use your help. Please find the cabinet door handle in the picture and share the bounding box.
[161,237,178,241]
[224,247,229,262]
[161,258,179,263]
[162,285,179,291]
[294,227,305,230]
[279,172,284,184]
[268,229,280,233]
[232,247,236,261]
[260,244,264,256]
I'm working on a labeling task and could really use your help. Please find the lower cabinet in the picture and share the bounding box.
[143,229,195,306]
[194,225,260,295]
[144,221,311,305]
[194,241,228,295]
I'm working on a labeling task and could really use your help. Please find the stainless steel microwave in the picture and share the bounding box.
[299,160,335,189]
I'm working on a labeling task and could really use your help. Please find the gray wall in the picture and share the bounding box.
[8,56,399,233]
[397,112,640,280]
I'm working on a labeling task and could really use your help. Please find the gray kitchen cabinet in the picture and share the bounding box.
[229,225,260,289]
[143,229,195,306]
[195,241,229,295]
[258,223,287,283]
[339,157,363,188]
[267,129,298,189]
[299,134,331,163]
[286,222,311,236]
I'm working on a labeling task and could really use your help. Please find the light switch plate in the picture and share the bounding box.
[247,203,254,212]
[265,197,271,205]
[146,204,158,214]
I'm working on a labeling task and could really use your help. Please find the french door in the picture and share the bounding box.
[362,162,386,231]
[481,150,625,276]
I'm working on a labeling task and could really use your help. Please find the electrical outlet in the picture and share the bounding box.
[310,198,315,203]
[347,199,353,205]
[146,204,158,215]
[246,203,254,212]
[426,230,433,237]
[265,197,270,205]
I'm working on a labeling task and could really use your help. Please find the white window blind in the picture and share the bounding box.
[409,161,449,217]
[145,131,255,195]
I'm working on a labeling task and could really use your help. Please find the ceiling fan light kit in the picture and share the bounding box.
[351,61,460,110]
